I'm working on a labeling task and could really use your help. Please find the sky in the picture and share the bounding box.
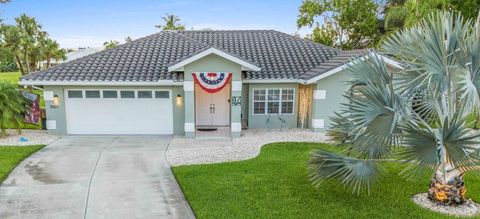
[0,0,311,49]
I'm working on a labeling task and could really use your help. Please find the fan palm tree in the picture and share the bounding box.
[0,82,26,138]
[155,14,185,31]
[311,11,480,205]
[103,40,119,50]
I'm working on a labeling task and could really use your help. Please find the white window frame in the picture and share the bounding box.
[252,88,295,115]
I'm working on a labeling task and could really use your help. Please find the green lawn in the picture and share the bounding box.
[0,145,44,182]
[173,142,480,219]
[0,72,23,84]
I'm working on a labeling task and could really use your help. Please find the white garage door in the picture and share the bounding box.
[65,89,173,135]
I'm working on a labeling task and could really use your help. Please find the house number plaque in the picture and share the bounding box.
[232,96,241,106]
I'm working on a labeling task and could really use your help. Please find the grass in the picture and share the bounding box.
[0,145,44,182]
[0,71,44,129]
[173,142,480,219]
[0,72,23,84]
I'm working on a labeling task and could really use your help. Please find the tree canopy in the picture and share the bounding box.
[297,0,379,49]
[298,0,480,49]
[155,13,185,31]
[0,14,66,74]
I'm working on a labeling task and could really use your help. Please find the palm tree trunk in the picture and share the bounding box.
[15,55,26,75]
[428,146,466,205]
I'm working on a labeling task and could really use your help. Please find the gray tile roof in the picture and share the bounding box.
[21,30,367,83]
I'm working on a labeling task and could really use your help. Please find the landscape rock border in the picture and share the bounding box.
[412,193,480,217]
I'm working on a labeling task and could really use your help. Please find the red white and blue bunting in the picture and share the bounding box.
[192,72,232,93]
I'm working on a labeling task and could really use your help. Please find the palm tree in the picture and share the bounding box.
[103,40,119,50]
[0,82,26,138]
[40,38,65,68]
[311,11,480,205]
[155,14,185,31]
[15,14,43,73]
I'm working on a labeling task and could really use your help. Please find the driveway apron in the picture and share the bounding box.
[0,136,195,219]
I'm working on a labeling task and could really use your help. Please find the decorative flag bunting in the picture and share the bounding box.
[192,72,232,93]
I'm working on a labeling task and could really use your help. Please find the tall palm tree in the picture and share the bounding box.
[311,11,480,205]
[103,40,119,50]
[15,14,43,73]
[155,14,185,31]
[0,82,26,138]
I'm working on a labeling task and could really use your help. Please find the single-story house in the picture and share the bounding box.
[19,30,401,138]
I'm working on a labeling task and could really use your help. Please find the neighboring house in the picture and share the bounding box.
[38,47,101,70]
[19,30,401,137]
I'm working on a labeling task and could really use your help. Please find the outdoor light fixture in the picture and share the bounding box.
[50,94,60,109]
[176,94,182,106]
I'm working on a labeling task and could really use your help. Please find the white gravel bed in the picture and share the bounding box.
[412,193,480,217]
[0,129,60,146]
[166,128,332,166]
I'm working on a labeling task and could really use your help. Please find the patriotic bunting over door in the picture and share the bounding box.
[192,72,232,93]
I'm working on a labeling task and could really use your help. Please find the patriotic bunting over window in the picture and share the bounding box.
[192,72,232,93]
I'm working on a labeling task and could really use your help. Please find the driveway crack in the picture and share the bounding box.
[83,137,119,219]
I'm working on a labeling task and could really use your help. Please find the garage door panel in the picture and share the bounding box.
[66,91,173,135]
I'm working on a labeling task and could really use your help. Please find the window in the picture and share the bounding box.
[267,89,280,114]
[253,88,295,115]
[138,91,153,98]
[155,91,169,99]
[253,89,266,114]
[67,90,83,98]
[120,91,135,98]
[103,90,118,98]
[85,90,100,98]
[281,89,294,114]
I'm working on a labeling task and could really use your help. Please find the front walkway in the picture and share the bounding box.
[166,128,331,166]
[0,136,195,219]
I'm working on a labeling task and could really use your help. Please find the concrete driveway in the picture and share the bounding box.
[0,136,195,219]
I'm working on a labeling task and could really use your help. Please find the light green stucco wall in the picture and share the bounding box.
[43,85,185,135]
[247,83,299,129]
[311,70,350,132]
[43,86,67,135]
[183,54,243,137]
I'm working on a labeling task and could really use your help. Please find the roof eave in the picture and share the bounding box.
[18,80,183,86]
[304,53,404,84]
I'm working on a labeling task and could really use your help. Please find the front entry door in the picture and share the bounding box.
[195,84,230,127]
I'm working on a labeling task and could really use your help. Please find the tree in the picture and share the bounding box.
[297,0,379,49]
[40,38,66,68]
[384,0,450,30]
[155,13,185,31]
[0,0,10,3]
[0,82,26,138]
[103,40,119,50]
[310,12,480,205]
[0,14,63,74]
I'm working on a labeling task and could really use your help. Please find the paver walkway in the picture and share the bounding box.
[0,136,195,219]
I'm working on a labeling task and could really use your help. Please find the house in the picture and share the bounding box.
[38,47,101,70]
[19,30,401,138]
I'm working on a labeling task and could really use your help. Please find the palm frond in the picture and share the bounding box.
[310,150,385,194]
[327,112,354,144]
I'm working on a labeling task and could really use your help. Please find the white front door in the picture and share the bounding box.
[195,84,230,127]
